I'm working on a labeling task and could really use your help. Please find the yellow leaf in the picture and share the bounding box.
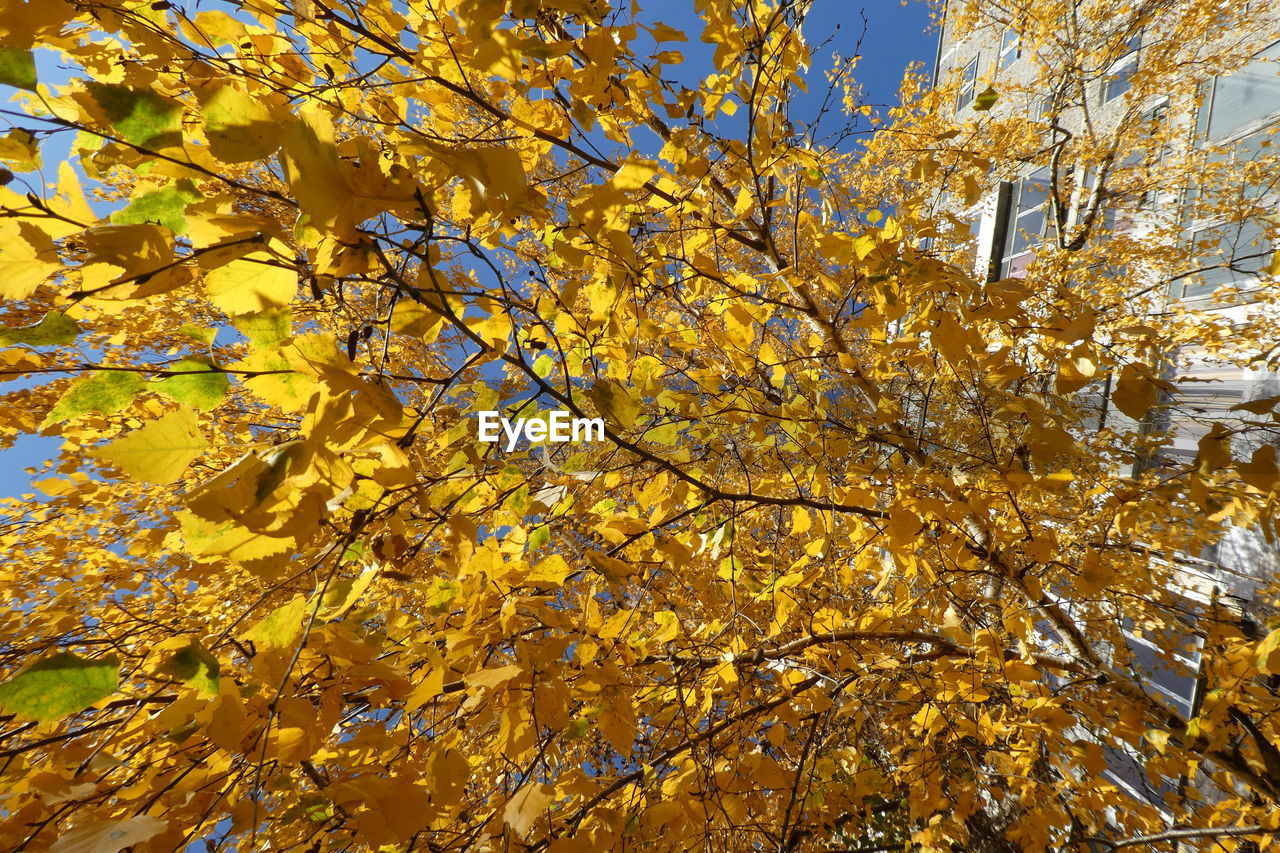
[503,782,553,840]
[406,665,446,710]
[93,407,208,484]
[205,681,245,751]
[585,549,637,581]
[196,82,281,163]
[280,105,356,240]
[319,567,377,619]
[0,220,59,300]
[467,309,512,353]
[389,300,443,341]
[1040,469,1075,492]
[644,22,688,42]
[723,303,755,349]
[1241,445,1280,493]
[206,247,297,315]
[428,747,470,808]
[48,816,168,853]
[465,664,524,690]
[233,349,312,411]
[598,694,636,754]
[1144,729,1171,754]
[526,553,573,587]
[588,379,639,430]
[1196,423,1232,472]
[244,595,308,650]
[1258,628,1280,674]
[932,313,971,368]
[653,610,680,643]
[1113,363,1158,420]
[611,155,659,191]
[791,506,811,535]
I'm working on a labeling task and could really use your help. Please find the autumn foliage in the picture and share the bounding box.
[1,0,1279,851]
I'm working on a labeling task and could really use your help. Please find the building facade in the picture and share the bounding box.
[932,0,1280,835]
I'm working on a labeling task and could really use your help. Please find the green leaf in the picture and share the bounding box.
[527,525,550,551]
[0,311,81,347]
[86,82,183,148]
[178,324,218,345]
[158,639,220,697]
[340,541,369,563]
[42,370,145,427]
[111,181,201,235]
[974,86,999,111]
[232,308,292,348]
[0,47,37,92]
[155,358,229,411]
[564,717,592,739]
[532,353,554,378]
[244,595,309,650]
[93,406,208,483]
[0,652,119,722]
[423,579,459,615]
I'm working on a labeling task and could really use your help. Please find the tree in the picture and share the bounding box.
[0,0,1278,850]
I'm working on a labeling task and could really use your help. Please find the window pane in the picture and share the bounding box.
[1205,41,1280,139]
[1006,250,1034,278]
[1011,209,1045,254]
[1000,29,1020,69]
[1182,218,1271,297]
[956,58,978,110]
[1235,131,1277,198]
[1104,58,1135,102]
[1018,173,1050,212]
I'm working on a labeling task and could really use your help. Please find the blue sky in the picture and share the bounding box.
[639,0,937,103]
[0,1,936,500]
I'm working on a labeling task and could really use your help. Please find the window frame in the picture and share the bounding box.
[1173,43,1280,301]
[1101,33,1142,104]
[999,27,1021,70]
[956,55,979,111]
[998,166,1053,278]
[1172,217,1273,300]
[1196,39,1280,144]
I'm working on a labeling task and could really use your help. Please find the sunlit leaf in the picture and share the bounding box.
[0,653,118,722]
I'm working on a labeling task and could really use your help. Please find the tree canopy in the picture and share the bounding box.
[1,0,1279,851]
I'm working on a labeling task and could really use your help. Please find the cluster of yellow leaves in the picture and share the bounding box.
[0,1,1278,852]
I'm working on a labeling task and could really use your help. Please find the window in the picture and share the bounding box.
[999,28,1020,70]
[1197,40,1280,142]
[1124,629,1201,719]
[1172,218,1272,299]
[998,167,1052,277]
[1102,34,1141,103]
[956,56,979,111]
[1120,104,1170,209]
[1183,130,1280,230]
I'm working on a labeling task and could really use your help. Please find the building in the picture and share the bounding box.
[930,0,1280,838]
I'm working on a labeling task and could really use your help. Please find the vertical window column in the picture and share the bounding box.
[957,56,979,111]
